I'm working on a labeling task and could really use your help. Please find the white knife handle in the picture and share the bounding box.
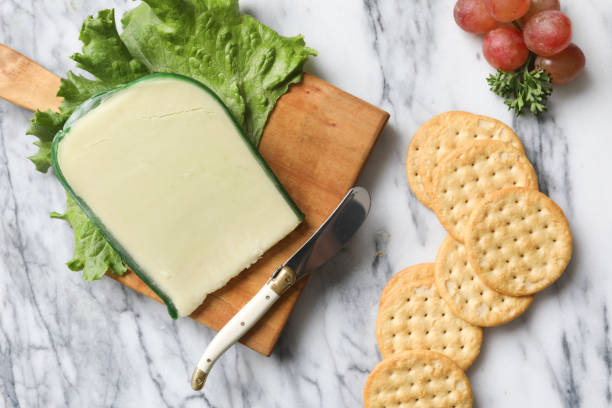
[191,266,297,390]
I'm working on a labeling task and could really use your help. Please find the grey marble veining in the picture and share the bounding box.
[1,0,612,406]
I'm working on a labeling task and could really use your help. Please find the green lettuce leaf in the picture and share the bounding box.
[26,8,151,173]
[26,110,68,172]
[58,9,151,114]
[120,0,315,143]
[51,195,127,280]
[26,1,315,280]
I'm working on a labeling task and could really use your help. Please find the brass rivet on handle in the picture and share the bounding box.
[268,266,297,295]
[191,369,208,391]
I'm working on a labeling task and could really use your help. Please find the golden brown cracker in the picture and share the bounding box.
[435,235,534,326]
[376,279,482,370]
[363,350,473,408]
[379,263,434,310]
[465,187,573,296]
[406,116,445,209]
[418,112,524,204]
[431,140,538,242]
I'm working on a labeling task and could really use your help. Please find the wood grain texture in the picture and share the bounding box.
[0,45,62,111]
[0,46,389,355]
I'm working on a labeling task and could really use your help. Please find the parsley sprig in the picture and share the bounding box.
[487,54,553,116]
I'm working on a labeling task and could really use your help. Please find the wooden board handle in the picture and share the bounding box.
[0,44,62,112]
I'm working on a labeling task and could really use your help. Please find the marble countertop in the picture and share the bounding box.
[1,0,611,406]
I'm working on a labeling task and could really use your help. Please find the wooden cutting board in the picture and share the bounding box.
[0,44,389,355]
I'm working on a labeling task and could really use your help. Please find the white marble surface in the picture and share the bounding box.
[1,0,611,406]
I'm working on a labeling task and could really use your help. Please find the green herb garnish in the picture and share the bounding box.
[487,56,553,116]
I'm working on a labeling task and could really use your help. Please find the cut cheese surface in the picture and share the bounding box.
[54,74,303,318]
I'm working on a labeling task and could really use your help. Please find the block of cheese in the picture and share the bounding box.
[51,74,304,318]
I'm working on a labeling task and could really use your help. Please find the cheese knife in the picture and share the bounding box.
[192,186,371,390]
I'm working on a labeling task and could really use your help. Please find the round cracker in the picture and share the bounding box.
[364,350,473,408]
[406,116,446,209]
[465,187,573,296]
[379,263,434,310]
[435,235,534,327]
[376,279,482,370]
[418,111,525,204]
[431,140,538,242]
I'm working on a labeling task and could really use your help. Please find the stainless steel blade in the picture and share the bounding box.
[282,186,370,280]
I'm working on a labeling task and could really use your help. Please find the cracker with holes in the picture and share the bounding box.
[406,116,445,209]
[379,263,434,310]
[376,278,482,370]
[435,235,534,327]
[418,111,525,205]
[431,140,538,242]
[465,187,572,296]
[363,350,473,408]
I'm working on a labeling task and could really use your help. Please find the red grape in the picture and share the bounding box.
[535,43,585,85]
[483,27,530,71]
[454,0,499,34]
[520,0,560,25]
[523,11,572,56]
[484,0,530,23]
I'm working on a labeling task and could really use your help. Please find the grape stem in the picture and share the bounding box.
[526,52,536,70]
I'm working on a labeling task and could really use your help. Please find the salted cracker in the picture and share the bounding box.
[465,187,573,296]
[376,279,482,370]
[435,235,534,327]
[363,350,473,408]
[418,111,525,204]
[379,263,434,310]
[431,140,538,242]
[406,116,446,209]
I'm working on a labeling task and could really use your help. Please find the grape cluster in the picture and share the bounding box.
[454,0,585,85]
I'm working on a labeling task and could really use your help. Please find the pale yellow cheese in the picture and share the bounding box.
[57,77,302,317]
